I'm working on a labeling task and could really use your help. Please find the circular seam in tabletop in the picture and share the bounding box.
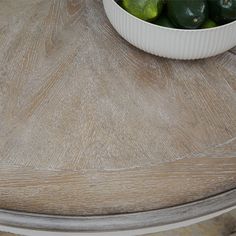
[0,189,236,232]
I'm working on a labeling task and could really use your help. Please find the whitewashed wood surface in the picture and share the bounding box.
[0,0,235,230]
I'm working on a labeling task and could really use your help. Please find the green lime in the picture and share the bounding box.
[122,0,163,22]
[208,0,236,24]
[201,19,217,28]
[167,0,208,29]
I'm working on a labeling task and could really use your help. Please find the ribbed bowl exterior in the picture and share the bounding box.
[103,0,236,60]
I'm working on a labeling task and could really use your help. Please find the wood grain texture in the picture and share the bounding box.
[0,0,236,216]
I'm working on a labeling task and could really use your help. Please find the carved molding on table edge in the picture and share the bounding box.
[0,189,236,234]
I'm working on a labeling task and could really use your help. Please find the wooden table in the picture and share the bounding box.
[0,0,236,235]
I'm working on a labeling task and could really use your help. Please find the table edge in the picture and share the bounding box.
[0,189,235,233]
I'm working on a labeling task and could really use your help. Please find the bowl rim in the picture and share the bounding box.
[111,0,236,32]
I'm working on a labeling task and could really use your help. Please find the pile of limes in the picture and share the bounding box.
[119,0,236,29]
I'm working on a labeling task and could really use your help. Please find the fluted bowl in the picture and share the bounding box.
[103,0,236,60]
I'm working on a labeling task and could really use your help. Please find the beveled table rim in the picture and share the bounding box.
[0,189,235,234]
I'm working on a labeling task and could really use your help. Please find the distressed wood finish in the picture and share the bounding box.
[0,0,236,219]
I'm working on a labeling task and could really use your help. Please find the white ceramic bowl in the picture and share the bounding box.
[103,0,236,60]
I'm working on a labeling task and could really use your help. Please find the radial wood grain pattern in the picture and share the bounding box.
[0,0,236,216]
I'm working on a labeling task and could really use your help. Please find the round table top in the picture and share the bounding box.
[0,0,236,219]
